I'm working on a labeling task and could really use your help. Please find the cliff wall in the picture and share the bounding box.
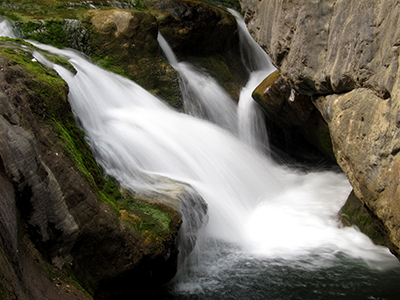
[240,0,400,258]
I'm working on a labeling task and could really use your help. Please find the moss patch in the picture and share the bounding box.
[340,190,386,245]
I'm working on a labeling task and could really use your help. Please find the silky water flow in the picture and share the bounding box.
[1,18,400,299]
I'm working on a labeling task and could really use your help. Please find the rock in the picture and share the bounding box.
[314,88,400,257]
[240,0,400,98]
[240,0,400,257]
[144,0,237,55]
[339,190,386,246]
[253,70,335,161]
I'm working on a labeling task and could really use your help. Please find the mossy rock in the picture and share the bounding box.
[339,190,386,246]
[0,36,186,298]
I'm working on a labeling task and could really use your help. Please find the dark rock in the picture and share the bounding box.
[253,70,335,161]
[145,0,237,55]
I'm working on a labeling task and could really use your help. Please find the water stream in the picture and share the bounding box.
[1,17,400,299]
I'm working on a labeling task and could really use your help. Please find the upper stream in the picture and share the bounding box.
[1,14,400,299]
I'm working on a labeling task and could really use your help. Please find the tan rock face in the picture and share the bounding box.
[240,0,400,257]
[90,10,133,36]
[241,0,400,98]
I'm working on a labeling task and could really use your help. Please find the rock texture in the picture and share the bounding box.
[240,0,400,257]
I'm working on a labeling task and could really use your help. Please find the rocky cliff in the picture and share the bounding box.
[241,0,400,258]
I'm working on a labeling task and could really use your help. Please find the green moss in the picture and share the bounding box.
[120,198,176,242]
[53,120,97,186]
[61,264,94,299]
[340,191,386,245]
[44,54,76,74]
[20,18,69,49]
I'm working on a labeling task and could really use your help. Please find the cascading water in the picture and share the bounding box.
[1,18,400,299]
[228,9,274,152]
[157,33,238,134]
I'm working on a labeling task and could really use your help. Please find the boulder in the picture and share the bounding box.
[253,70,334,160]
[241,0,399,98]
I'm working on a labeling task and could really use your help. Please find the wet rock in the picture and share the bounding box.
[253,70,334,161]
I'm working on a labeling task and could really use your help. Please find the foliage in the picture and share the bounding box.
[20,18,69,48]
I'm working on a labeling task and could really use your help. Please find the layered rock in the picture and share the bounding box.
[241,0,400,257]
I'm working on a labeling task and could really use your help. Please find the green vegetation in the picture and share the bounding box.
[21,18,69,48]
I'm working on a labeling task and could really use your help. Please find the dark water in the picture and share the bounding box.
[157,251,400,300]
[145,238,400,300]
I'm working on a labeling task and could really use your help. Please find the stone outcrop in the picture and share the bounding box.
[240,0,400,257]
[252,70,335,161]
[144,0,237,55]
[0,40,204,299]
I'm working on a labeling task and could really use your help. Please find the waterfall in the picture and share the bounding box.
[31,38,395,264]
[157,33,238,134]
[0,18,18,38]
[1,18,399,298]
[226,9,275,152]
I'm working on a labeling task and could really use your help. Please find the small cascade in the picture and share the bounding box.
[227,9,273,73]
[0,18,18,38]
[228,9,275,152]
[157,33,238,134]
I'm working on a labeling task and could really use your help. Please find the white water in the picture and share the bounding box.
[228,9,275,152]
[1,18,398,296]
[0,18,17,38]
[157,34,238,134]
